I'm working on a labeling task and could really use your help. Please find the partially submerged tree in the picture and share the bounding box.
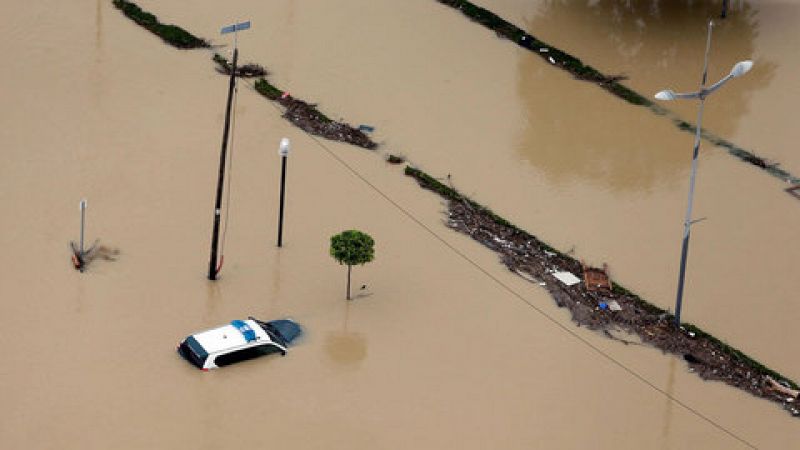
[330,230,375,300]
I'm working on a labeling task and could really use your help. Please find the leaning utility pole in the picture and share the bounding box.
[208,47,238,280]
[207,21,251,280]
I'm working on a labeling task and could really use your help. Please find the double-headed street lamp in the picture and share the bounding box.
[654,20,752,326]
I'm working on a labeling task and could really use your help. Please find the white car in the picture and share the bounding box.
[177,318,302,370]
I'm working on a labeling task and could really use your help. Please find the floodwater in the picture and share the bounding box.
[488,0,800,174]
[0,0,796,449]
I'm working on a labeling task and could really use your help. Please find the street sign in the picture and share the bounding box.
[221,21,251,35]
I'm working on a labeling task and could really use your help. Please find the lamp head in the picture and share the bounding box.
[730,60,753,78]
[654,90,676,101]
[279,137,291,157]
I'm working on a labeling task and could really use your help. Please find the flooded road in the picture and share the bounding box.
[0,0,796,448]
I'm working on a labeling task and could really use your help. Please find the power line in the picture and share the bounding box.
[248,81,756,449]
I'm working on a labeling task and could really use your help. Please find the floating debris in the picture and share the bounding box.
[69,239,119,272]
[387,154,405,165]
[786,184,800,200]
[213,54,267,78]
[405,165,800,419]
[514,269,538,283]
[252,78,377,150]
[582,262,611,292]
[553,271,581,286]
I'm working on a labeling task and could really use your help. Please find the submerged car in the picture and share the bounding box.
[177,317,302,370]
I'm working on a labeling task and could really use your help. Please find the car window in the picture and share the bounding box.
[213,344,281,367]
[179,337,208,369]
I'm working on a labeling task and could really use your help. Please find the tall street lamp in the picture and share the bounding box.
[277,137,290,247]
[654,20,752,326]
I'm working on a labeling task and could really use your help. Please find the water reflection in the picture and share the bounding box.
[73,277,85,314]
[204,281,222,324]
[95,0,102,54]
[660,358,677,450]
[267,250,283,316]
[91,0,106,113]
[515,0,775,190]
[325,302,367,367]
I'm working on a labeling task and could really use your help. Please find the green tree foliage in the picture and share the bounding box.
[330,230,375,300]
[112,0,209,49]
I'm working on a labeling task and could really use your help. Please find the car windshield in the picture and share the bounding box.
[265,319,302,346]
[262,324,287,347]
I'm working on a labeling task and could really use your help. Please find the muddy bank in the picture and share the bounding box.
[405,165,800,418]
[435,0,800,185]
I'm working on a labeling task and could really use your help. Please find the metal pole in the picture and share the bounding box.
[674,21,713,326]
[79,199,86,256]
[277,155,287,247]
[208,47,238,280]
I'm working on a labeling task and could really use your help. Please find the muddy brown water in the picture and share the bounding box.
[488,0,800,174]
[0,0,796,448]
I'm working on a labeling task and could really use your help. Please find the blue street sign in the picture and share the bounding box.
[221,21,251,35]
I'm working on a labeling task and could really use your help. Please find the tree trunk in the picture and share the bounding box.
[346,264,352,300]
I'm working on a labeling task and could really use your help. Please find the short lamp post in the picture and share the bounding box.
[277,137,290,247]
[654,20,753,327]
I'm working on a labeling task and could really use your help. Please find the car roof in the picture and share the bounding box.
[192,319,273,355]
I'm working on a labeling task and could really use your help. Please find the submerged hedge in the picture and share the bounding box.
[112,0,209,49]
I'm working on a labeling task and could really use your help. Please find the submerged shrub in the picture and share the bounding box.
[112,0,209,49]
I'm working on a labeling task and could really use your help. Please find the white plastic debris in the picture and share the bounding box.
[548,56,556,64]
[608,300,622,311]
[553,271,581,286]
[513,269,537,283]
[544,250,556,257]
[539,48,549,53]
